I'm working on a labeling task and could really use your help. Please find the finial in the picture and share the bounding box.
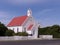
[27,8,32,16]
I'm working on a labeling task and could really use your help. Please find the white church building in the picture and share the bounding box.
[7,9,39,38]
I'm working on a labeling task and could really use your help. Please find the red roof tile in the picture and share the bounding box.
[27,24,33,30]
[7,15,28,26]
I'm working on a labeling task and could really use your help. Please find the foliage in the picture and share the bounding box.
[0,22,8,36]
[38,25,60,38]
[5,29,15,36]
[16,32,28,36]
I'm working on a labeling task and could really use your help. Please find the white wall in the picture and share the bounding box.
[39,35,53,39]
[33,26,38,38]
[26,30,32,34]
[0,36,34,41]
[7,26,23,33]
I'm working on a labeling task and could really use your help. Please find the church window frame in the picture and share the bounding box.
[13,28,14,31]
[17,28,19,33]
[24,27,26,32]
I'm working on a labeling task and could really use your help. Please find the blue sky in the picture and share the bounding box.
[0,0,60,27]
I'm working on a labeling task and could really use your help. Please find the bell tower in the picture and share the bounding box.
[27,8,32,16]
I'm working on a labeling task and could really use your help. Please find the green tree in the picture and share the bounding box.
[38,25,60,38]
[0,22,8,36]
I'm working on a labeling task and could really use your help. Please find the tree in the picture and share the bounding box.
[0,22,8,36]
[5,29,15,36]
[38,26,51,35]
[38,25,60,38]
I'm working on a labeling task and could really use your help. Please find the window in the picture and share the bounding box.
[17,28,19,33]
[13,28,14,31]
[24,27,26,32]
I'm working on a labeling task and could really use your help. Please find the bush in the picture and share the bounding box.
[5,29,15,36]
[16,32,28,36]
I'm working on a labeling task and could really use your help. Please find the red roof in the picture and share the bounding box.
[7,15,28,26]
[27,24,33,30]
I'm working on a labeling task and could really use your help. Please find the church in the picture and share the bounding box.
[7,9,38,38]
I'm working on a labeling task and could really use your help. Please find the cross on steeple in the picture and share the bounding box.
[27,8,32,16]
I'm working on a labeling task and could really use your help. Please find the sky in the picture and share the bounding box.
[0,0,60,27]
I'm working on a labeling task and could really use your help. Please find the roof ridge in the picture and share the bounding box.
[14,15,27,18]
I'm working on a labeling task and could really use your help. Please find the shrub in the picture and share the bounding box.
[5,29,15,36]
[16,32,28,36]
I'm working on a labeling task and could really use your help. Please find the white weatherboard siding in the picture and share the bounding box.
[23,17,33,28]
[23,16,38,38]
[26,31,32,34]
[22,17,33,34]
[7,26,23,33]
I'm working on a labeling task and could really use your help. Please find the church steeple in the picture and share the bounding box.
[27,8,32,16]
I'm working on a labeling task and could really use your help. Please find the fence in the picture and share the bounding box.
[39,35,53,39]
[0,36,34,41]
